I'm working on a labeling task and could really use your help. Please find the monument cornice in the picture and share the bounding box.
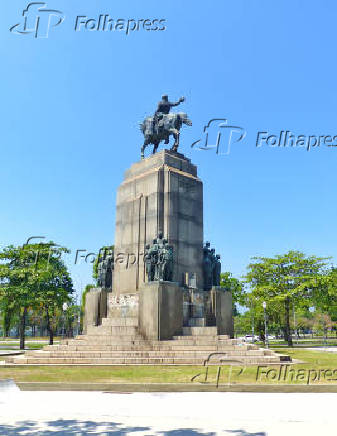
[121,163,201,186]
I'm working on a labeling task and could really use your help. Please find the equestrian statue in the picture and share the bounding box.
[140,95,192,158]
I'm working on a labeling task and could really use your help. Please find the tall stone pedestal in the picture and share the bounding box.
[114,149,204,295]
[139,281,183,340]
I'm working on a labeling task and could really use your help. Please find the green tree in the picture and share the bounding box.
[34,245,74,345]
[313,311,333,342]
[311,267,337,318]
[244,293,284,341]
[64,303,81,338]
[0,242,73,348]
[245,250,330,346]
[234,311,252,336]
[1,297,16,337]
[0,244,41,348]
[220,272,245,315]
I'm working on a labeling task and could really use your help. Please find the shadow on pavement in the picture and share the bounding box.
[0,420,148,435]
[164,431,216,435]
[0,420,267,435]
[226,431,266,436]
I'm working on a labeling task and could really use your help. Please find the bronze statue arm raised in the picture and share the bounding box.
[170,96,185,107]
[155,96,185,114]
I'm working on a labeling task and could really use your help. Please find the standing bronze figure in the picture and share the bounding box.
[145,233,174,282]
[203,242,221,290]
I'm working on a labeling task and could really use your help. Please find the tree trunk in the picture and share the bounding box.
[19,307,27,350]
[4,322,10,337]
[4,310,12,337]
[284,298,293,347]
[49,327,54,345]
[46,309,54,345]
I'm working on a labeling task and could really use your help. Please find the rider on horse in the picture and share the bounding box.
[153,95,185,140]
[140,95,191,158]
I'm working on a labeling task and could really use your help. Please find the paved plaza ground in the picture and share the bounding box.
[0,381,335,435]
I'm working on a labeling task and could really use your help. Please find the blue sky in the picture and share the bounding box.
[1,0,337,299]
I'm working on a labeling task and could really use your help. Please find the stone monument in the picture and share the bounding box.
[84,95,233,339]
[10,96,291,365]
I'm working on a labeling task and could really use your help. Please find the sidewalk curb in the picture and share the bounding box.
[16,382,337,392]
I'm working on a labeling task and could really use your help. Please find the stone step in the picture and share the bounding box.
[60,335,258,350]
[65,335,239,349]
[63,336,246,345]
[101,317,138,327]
[27,347,269,355]
[44,344,257,352]
[64,337,147,345]
[173,335,232,341]
[173,335,217,340]
[12,355,287,365]
[68,337,235,346]
[26,350,270,359]
[182,327,218,336]
[86,326,139,335]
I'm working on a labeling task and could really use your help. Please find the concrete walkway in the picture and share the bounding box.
[0,380,336,435]
[0,350,23,356]
[306,347,337,353]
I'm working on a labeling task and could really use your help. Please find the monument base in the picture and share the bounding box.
[139,281,183,340]
[210,287,234,338]
[83,288,108,333]
[108,293,139,319]
[11,282,290,366]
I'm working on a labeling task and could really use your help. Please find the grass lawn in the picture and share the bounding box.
[2,348,337,385]
[259,340,337,347]
[24,344,50,350]
[0,342,59,351]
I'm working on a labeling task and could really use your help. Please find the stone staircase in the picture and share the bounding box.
[8,317,291,365]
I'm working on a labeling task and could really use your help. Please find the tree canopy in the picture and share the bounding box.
[0,241,73,347]
[245,250,333,345]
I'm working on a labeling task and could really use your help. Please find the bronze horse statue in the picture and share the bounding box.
[140,112,192,158]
